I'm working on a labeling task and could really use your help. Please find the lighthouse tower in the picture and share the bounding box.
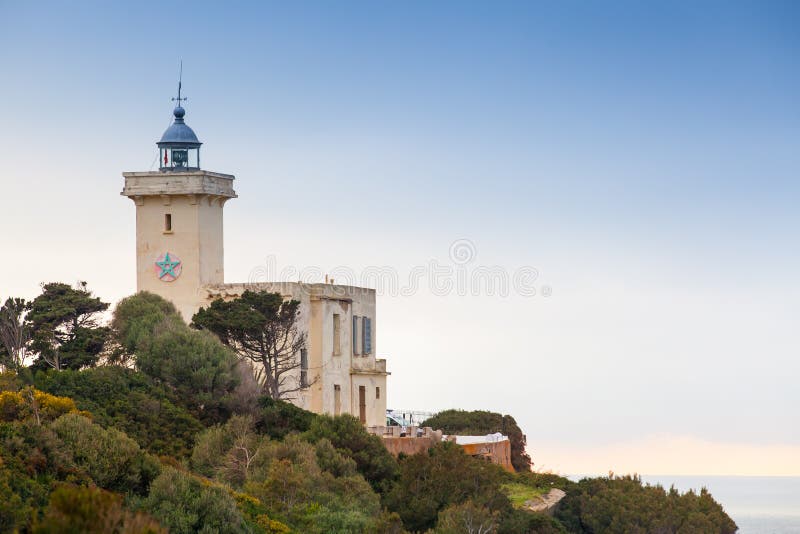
[122,82,236,321]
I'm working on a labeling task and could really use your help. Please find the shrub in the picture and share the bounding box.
[50,413,159,494]
[111,292,240,424]
[256,395,316,439]
[0,387,78,423]
[139,467,248,534]
[0,465,31,532]
[385,441,511,532]
[303,414,399,493]
[555,474,737,534]
[112,292,182,355]
[33,484,165,534]
[35,367,203,457]
[0,371,22,392]
[434,500,499,534]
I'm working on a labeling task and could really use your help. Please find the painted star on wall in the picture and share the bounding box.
[154,252,182,282]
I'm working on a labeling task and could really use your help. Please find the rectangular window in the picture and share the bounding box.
[362,317,372,354]
[359,386,366,424]
[376,386,380,399]
[164,213,172,232]
[300,349,308,388]
[333,314,341,356]
[334,384,341,416]
[352,315,360,355]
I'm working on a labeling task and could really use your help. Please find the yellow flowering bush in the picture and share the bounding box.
[0,387,78,423]
[255,514,292,534]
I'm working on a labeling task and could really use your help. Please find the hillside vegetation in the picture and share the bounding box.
[0,290,738,533]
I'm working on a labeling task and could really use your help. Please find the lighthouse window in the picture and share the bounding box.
[172,149,188,167]
[164,213,172,232]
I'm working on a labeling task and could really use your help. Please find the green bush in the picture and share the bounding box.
[433,500,499,534]
[139,467,248,534]
[555,474,737,534]
[256,395,316,439]
[112,292,182,355]
[50,413,160,495]
[111,292,240,424]
[0,420,77,525]
[303,414,399,494]
[33,484,165,534]
[0,403,164,531]
[0,465,32,532]
[34,367,204,457]
[385,441,511,532]
[192,416,389,534]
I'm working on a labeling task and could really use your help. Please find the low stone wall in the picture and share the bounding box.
[377,426,443,456]
[458,439,514,472]
[382,436,439,457]
[376,427,514,473]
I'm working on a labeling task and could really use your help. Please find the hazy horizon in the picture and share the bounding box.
[1,1,798,476]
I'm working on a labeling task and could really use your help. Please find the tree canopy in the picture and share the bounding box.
[111,292,241,424]
[0,298,29,372]
[192,291,308,400]
[555,474,738,534]
[26,282,110,371]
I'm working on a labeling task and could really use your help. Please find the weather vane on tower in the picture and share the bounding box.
[157,60,201,171]
[171,60,187,107]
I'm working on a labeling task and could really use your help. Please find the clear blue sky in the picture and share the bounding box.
[1,1,798,475]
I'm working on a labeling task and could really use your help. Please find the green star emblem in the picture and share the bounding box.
[156,252,181,279]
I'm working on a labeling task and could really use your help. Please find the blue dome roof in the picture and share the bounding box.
[158,106,202,147]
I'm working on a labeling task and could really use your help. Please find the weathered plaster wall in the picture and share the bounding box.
[203,282,388,427]
[122,170,235,322]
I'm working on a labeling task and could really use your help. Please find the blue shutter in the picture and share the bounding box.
[364,317,372,354]
[361,316,367,354]
[352,315,359,355]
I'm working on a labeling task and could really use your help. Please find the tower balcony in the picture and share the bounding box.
[121,170,237,201]
[351,357,389,375]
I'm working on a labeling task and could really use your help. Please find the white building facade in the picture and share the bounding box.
[122,97,388,426]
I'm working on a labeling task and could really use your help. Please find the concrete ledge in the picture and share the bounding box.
[203,282,376,299]
[122,170,237,198]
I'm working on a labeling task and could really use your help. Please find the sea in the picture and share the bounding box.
[569,475,800,533]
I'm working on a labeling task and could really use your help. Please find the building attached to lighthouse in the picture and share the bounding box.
[122,92,388,427]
